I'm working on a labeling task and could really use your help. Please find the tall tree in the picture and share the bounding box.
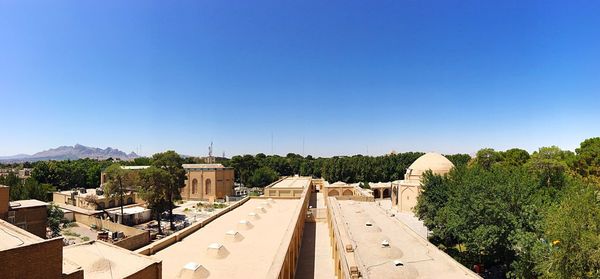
[151,151,186,230]
[138,166,171,235]
[540,179,600,278]
[574,137,600,177]
[102,163,136,221]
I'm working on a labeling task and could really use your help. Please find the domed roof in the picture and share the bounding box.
[407,153,454,178]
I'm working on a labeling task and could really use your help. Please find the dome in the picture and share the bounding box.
[406,153,454,180]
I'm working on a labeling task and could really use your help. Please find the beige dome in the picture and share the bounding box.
[405,153,454,180]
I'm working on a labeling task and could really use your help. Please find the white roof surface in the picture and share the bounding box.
[268,176,312,189]
[334,199,480,279]
[154,198,303,278]
[63,241,160,279]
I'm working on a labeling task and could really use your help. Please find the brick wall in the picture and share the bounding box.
[0,237,64,279]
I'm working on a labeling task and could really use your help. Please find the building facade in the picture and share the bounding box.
[180,164,234,202]
[391,152,455,212]
[0,185,48,238]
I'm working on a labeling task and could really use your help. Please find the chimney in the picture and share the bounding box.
[0,185,9,219]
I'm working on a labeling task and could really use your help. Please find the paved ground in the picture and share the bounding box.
[61,222,98,245]
[295,192,335,279]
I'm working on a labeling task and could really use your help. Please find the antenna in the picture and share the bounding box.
[208,142,214,163]
[271,132,274,155]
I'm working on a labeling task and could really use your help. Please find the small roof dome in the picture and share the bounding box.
[406,153,454,179]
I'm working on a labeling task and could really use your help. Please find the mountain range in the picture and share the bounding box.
[0,144,139,162]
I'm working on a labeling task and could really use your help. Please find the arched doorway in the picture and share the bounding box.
[192,179,198,194]
[382,188,390,198]
[342,189,353,196]
[205,179,212,195]
[109,200,115,208]
[127,197,133,204]
[328,189,339,196]
[373,189,381,199]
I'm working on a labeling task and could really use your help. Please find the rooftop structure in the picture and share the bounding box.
[63,240,161,279]
[153,197,306,278]
[392,152,456,212]
[328,198,479,279]
[181,164,234,202]
[1,186,48,238]
[53,188,136,211]
[9,199,48,209]
[182,164,232,170]
[0,219,44,250]
[0,219,66,279]
[268,176,312,189]
[120,165,150,170]
[263,176,313,198]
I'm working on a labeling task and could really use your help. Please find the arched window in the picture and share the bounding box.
[127,197,133,204]
[192,179,198,194]
[109,200,115,208]
[205,179,212,195]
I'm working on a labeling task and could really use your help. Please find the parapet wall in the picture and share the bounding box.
[326,197,361,279]
[135,196,251,255]
[73,212,150,250]
[0,237,64,279]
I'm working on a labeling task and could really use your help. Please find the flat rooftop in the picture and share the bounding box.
[182,163,231,170]
[269,176,312,189]
[9,199,48,209]
[153,198,303,278]
[0,219,44,251]
[333,199,480,279]
[63,241,160,279]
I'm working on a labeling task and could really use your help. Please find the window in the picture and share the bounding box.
[192,179,198,194]
[205,179,212,195]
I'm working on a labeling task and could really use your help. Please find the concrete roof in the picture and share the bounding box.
[333,199,480,279]
[63,241,161,279]
[9,199,48,209]
[108,206,149,215]
[268,176,311,189]
[0,219,43,251]
[154,198,303,278]
[120,165,150,170]
[182,164,230,170]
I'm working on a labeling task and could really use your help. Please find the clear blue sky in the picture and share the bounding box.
[1,1,599,157]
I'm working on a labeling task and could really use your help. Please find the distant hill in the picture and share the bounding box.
[0,144,139,163]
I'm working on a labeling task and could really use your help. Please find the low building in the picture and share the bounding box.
[143,176,312,279]
[63,240,162,279]
[327,198,480,279]
[107,206,152,226]
[324,181,356,197]
[52,188,137,211]
[0,219,66,279]
[263,175,313,197]
[391,152,455,212]
[180,164,234,202]
[0,185,48,238]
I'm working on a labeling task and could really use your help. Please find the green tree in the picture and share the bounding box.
[47,203,64,238]
[248,166,279,187]
[138,166,171,235]
[525,146,574,189]
[540,180,600,278]
[502,148,530,167]
[152,151,186,230]
[471,148,503,170]
[102,163,136,222]
[574,137,600,177]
